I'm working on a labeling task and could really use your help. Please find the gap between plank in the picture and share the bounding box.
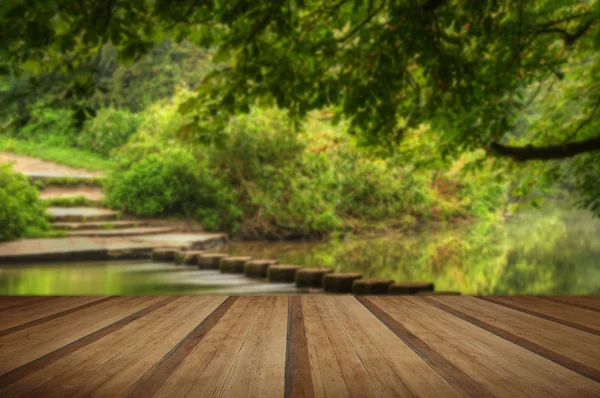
[125,296,238,398]
[422,297,600,383]
[540,296,600,313]
[284,296,315,398]
[0,297,117,338]
[0,296,178,387]
[356,296,494,398]
[478,297,600,336]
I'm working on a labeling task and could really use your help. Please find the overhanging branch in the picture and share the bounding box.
[489,135,600,161]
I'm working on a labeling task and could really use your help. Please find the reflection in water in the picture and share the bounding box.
[1,204,599,295]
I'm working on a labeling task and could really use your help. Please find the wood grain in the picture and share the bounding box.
[424,296,600,385]
[0,295,598,397]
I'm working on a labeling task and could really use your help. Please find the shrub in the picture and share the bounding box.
[0,164,50,241]
[105,140,241,231]
[17,105,77,146]
[78,108,143,155]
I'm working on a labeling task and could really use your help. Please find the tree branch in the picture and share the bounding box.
[422,0,446,13]
[489,135,600,161]
[337,1,386,44]
[535,20,596,46]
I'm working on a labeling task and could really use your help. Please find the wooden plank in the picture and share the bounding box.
[427,296,600,382]
[250,296,288,398]
[218,296,288,398]
[0,296,196,397]
[308,295,381,397]
[543,296,600,312]
[330,296,462,397]
[359,296,494,398]
[284,296,314,398]
[88,296,228,397]
[371,296,600,397]
[0,296,113,336]
[480,296,600,335]
[302,295,349,398]
[44,296,225,397]
[147,297,255,398]
[0,296,163,380]
[178,296,264,398]
[126,296,237,398]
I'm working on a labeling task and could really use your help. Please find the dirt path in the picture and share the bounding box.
[0,152,105,178]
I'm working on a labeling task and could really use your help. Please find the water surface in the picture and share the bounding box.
[1,204,599,295]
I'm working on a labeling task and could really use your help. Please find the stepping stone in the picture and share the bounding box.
[174,250,204,265]
[52,220,146,231]
[198,253,229,270]
[267,265,300,283]
[46,207,119,222]
[295,268,333,288]
[244,259,279,278]
[353,278,394,295]
[417,290,461,295]
[220,256,252,273]
[152,248,179,262]
[67,227,174,237]
[323,273,362,293]
[388,282,434,295]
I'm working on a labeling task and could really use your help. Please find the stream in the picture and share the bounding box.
[1,203,599,295]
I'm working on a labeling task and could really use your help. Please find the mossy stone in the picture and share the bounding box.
[220,256,252,273]
[174,250,203,266]
[268,265,301,283]
[198,253,229,270]
[388,282,434,295]
[151,248,178,262]
[323,273,362,293]
[353,278,394,295]
[295,268,333,288]
[245,259,279,278]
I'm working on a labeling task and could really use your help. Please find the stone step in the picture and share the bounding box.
[40,186,105,203]
[27,172,104,185]
[323,273,363,293]
[267,265,301,283]
[388,282,434,295]
[66,227,175,238]
[220,257,252,273]
[52,220,147,231]
[295,268,333,288]
[46,207,120,222]
[0,233,227,264]
[244,259,279,279]
[353,278,394,295]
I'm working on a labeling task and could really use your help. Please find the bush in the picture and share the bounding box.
[0,164,50,241]
[105,139,241,231]
[78,108,143,155]
[16,105,78,146]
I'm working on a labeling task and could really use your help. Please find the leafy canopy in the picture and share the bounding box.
[1,0,599,161]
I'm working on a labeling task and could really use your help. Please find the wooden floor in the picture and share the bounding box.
[0,296,599,397]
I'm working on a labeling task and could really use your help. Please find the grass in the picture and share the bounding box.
[0,136,114,172]
[32,176,105,188]
[42,196,103,207]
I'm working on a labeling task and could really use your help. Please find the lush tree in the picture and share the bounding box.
[1,1,599,212]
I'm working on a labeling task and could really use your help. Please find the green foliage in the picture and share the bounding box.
[77,108,143,155]
[15,105,78,146]
[0,164,50,241]
[105,137,241,231]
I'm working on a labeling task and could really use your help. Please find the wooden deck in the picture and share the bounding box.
[0,295,598,397]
